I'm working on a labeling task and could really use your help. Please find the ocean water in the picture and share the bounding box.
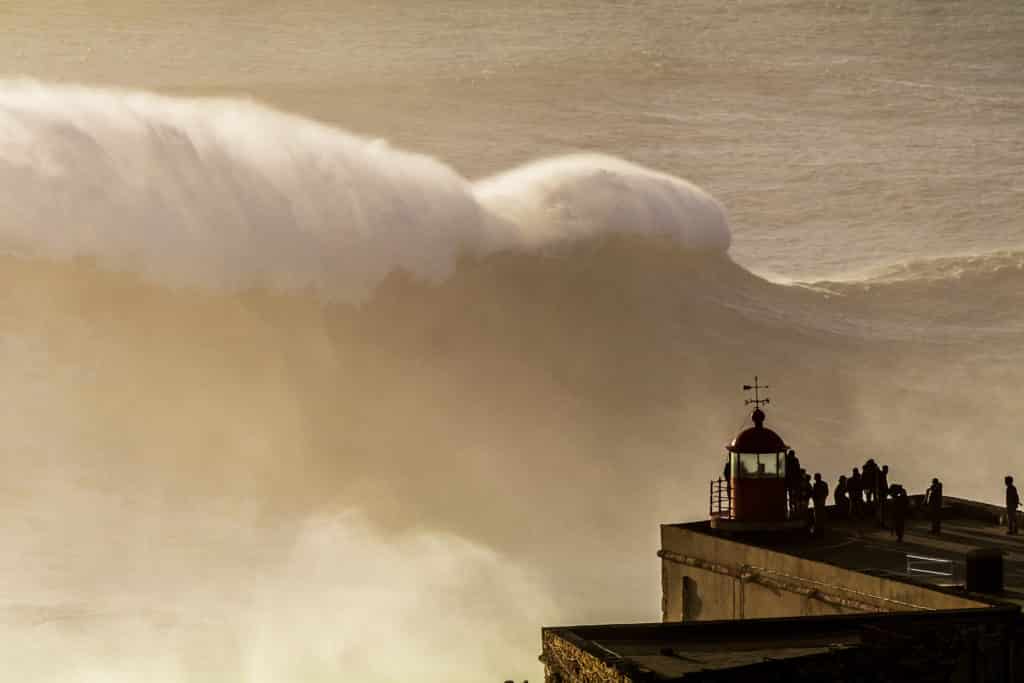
[0,1,1022,681]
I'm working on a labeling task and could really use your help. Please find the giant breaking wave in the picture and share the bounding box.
[0,80,729,302]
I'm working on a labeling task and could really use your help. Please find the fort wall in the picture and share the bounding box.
[660,523,988,621]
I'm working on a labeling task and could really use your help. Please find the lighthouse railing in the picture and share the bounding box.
[709,478,732,518]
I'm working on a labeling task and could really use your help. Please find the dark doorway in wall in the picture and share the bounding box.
[682,576,702,620]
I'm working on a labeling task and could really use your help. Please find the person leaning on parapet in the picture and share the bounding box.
[925,477,943,535]
[1006,476,1020,535]
[812,473,829,537]
[889,483,909,542]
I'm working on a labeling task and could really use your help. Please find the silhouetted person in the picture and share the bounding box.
[862,459,878,507]
[1006,475,1019,535]
[848,468,863,519]
[792,467,807,522]
[785,450,800,516]
[834,475,848,519]
[889,484,908,542]
[723,460,732,509]
[801,470,814,527]
[925,478,943,534]
[876,464,890,527]
[812,473,829,536]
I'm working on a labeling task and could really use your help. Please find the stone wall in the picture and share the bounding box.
[543,607,1018,683]
[660,524,988,622]
[541,630,633,683]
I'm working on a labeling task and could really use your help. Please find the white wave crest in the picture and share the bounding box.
[0,80,731,301]
[474,154,731,252]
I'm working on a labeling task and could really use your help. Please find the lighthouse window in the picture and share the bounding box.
[758,454,780,477]
[737,453,782,478]
[737,454,759,476]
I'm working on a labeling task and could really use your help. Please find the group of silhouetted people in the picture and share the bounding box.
[778,453,1024,543]
[919,475,1018,537]
[816,469,1017,541]
[781,450,831,537]
[820,472,1021,541]
[837,461,926,542]
[725,449,1023,541]
[833,459,891,521]
[821,459,917,542]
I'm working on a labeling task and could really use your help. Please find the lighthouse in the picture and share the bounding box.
[710,377,804,531]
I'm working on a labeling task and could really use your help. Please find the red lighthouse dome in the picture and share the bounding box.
[729,407,788,455]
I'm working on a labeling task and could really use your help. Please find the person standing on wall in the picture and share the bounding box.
[925,478,943,535]
[802,471,814,526]
[889,484,908,542]
[1006,476,1020,535]
[785,450,800,517]
[812,473,829,537]
[848,468,863,519]
[723,459,732,510]
[834,475,848,519]
[876,464,890,528]
[862,459,878,508]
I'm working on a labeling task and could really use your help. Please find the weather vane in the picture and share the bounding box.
[743,375,770,408]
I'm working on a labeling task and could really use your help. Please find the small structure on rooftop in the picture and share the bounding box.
[710,377,802,531]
